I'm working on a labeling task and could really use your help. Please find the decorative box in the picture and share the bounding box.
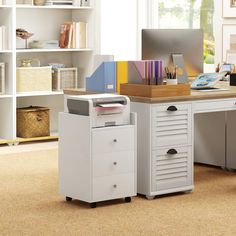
[16,66,52,93]
[52,67,78,91]
[17,106,50,138]
[0,62,5,95]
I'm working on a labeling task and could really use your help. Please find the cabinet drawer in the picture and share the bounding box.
[193,99,236,113]
[92,125,134,154]
[93,150,135,177]
[152,146,192,192]
[152,104,192,147]
[93,173,135,202]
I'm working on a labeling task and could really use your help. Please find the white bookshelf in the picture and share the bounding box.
[16,91,63,97]
[0,0,99,144]
[16,48,93,52]
[15,5,93,9]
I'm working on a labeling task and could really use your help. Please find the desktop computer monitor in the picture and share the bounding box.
[142,29,204,79]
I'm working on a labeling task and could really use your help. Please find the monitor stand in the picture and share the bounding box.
[172,54,188,84]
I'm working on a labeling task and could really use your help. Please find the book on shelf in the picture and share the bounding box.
[0,26,7,51]
[0,62,5,95]
[59,21,87,49]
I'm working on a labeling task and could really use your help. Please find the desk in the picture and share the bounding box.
[64,83,236,199]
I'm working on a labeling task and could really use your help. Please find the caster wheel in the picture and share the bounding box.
[90,203,97,208]
[125,197,131,203]
[185,190,193,194]
[66,196,72,202]
[145,195,155,200]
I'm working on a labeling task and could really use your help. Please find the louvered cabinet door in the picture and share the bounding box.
[152,104,192,147]
[151,146,192,192]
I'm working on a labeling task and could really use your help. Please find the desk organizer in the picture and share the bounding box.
[16,66,52,93]
[120,83,190,98]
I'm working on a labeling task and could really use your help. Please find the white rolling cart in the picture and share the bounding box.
[59,94,137,208]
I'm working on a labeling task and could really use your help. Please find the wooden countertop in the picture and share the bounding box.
[64,82,236,104]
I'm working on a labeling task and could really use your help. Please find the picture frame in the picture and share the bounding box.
[222,24,236,62]
[223,0,236,18]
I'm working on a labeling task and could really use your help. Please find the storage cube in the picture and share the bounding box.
[0,62,5,95]
[52,67,78,91]
[16,66,52,93]
[17,106,50,138]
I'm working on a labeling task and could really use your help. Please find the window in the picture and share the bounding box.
[152,0,215,65]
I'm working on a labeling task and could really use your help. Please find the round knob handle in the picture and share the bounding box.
[113,139,117,143]
[113,184,117,188]
[113,162,117,165]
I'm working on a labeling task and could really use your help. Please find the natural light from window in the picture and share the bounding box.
[153,0,215,67]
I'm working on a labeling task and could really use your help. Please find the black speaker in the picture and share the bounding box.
[230,73,236,86]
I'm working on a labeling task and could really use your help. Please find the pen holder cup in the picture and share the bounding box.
[166,79,178,85]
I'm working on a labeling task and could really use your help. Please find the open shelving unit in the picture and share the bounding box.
[0,0,99,145]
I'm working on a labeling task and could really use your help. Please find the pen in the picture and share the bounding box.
[174,65,178,80]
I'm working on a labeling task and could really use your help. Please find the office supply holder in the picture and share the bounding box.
[120,83,190,98]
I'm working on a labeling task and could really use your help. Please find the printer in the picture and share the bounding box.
[66,94,130,128]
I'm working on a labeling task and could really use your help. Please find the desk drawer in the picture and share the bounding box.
[152,146,192,192]
[93,150,135,177]
[193,99,236,113]
[93,173,135,202]
[152,104,192,147]
[92,125,134,154]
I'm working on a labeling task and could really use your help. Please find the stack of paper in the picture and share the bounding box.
[44,0,72,5]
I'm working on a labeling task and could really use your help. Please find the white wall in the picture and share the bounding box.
[100,0,138,61]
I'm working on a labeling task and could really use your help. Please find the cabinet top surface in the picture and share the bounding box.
[64,82,236,104]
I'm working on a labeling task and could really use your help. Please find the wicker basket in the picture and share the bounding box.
[52,67,78,91]
[0,62,5,95]
[17,106,50,138]
[16,66,52,93]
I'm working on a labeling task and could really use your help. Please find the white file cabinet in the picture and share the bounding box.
[59,112,137,208]
[131,102,193,199]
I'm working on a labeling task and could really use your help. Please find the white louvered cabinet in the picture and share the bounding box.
[152,104,192,147]
[131,101,193,200]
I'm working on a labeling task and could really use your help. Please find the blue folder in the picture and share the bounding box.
[86,62,116,93]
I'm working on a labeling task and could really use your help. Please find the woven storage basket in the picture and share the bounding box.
[16,66,52,93]
[52,67,78,91]
[17,106,50,138]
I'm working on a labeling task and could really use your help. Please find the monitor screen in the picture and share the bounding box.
[142,29,204,77]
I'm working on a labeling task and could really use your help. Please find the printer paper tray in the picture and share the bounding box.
[97,103,124,108]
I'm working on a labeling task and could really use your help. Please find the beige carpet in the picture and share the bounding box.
[1,149,236,236]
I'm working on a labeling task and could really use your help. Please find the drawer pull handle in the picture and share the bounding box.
[113,139,117,143]
[167,106,178,112]
[113,184,117,188]
[113,162,117,166]
[167,149,178,155]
